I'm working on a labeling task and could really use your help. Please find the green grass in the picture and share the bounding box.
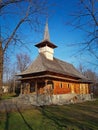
[0,100,98,130]
[1,93,18,100]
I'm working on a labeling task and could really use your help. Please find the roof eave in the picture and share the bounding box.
[35,40,57,48]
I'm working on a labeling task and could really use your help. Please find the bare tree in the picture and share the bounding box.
[78,63,85,74]
[78,64,97,85]
[16,53,31,72]
[68,0,98,66]
[1,0,49,52]
[0,40,3,97]
[84,69,97,94]
[0,0,24,9]
[0,0,50,96]
[78,63,98,94]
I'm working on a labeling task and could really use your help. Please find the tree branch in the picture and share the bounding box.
[0,0,25,9]
[81,0,98,26]
[3,18,26,52]
[3,1,31,52]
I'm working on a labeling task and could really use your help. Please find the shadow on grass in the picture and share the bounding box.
[39,106,68,129]
[1,101,33,130]
[15,104,33,130]
[39,105,96,130]
[11,94,19,98]
[4,103,10,130]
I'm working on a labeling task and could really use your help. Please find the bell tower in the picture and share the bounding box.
[35,21,57,60]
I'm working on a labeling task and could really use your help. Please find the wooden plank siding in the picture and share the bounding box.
[53,81,71,94]
[21,80,90,95]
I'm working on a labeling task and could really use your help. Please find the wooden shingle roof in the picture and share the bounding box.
[18,54,91,83]
[35,40,57,48]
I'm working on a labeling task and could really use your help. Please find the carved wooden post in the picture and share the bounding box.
[20,84,23,94]
[28,83,30,94]
[35,80,38,94]
[45,80,48,94]
[35,80,38,103]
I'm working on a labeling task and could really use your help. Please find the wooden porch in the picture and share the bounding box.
[20,78,89,95]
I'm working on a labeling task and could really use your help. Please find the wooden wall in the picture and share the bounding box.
[53,81,71,94]
[21,80,90,95]
[53,81,89,95]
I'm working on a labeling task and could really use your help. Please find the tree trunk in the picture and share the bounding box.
[0,40,3,98]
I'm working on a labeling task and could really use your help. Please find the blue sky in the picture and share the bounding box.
[1,0,98,73]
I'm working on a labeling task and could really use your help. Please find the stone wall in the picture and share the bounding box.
[17,93,92,106]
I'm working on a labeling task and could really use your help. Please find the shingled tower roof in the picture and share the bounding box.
[35,21,57,49]
[44,21,50,41]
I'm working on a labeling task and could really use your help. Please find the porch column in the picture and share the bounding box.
[45,80,48,87]
[44,80,48,94]
[20,83,23,94]
[27,83,30,94]
[35,80,38,104]
[35,80,38,95]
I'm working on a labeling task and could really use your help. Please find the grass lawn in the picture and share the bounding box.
[0,99,98,130]
[1,93,18,100]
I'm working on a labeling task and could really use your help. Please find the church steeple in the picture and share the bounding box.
[43,21,50,41]
[35,21,57,60]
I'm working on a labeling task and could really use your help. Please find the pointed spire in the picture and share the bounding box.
[43,20,50,41]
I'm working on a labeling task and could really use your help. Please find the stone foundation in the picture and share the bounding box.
[17,93,92,106]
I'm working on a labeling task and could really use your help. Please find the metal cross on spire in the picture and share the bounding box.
[43,20,50,41]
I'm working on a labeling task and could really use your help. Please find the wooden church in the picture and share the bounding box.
[18,22,91,99]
